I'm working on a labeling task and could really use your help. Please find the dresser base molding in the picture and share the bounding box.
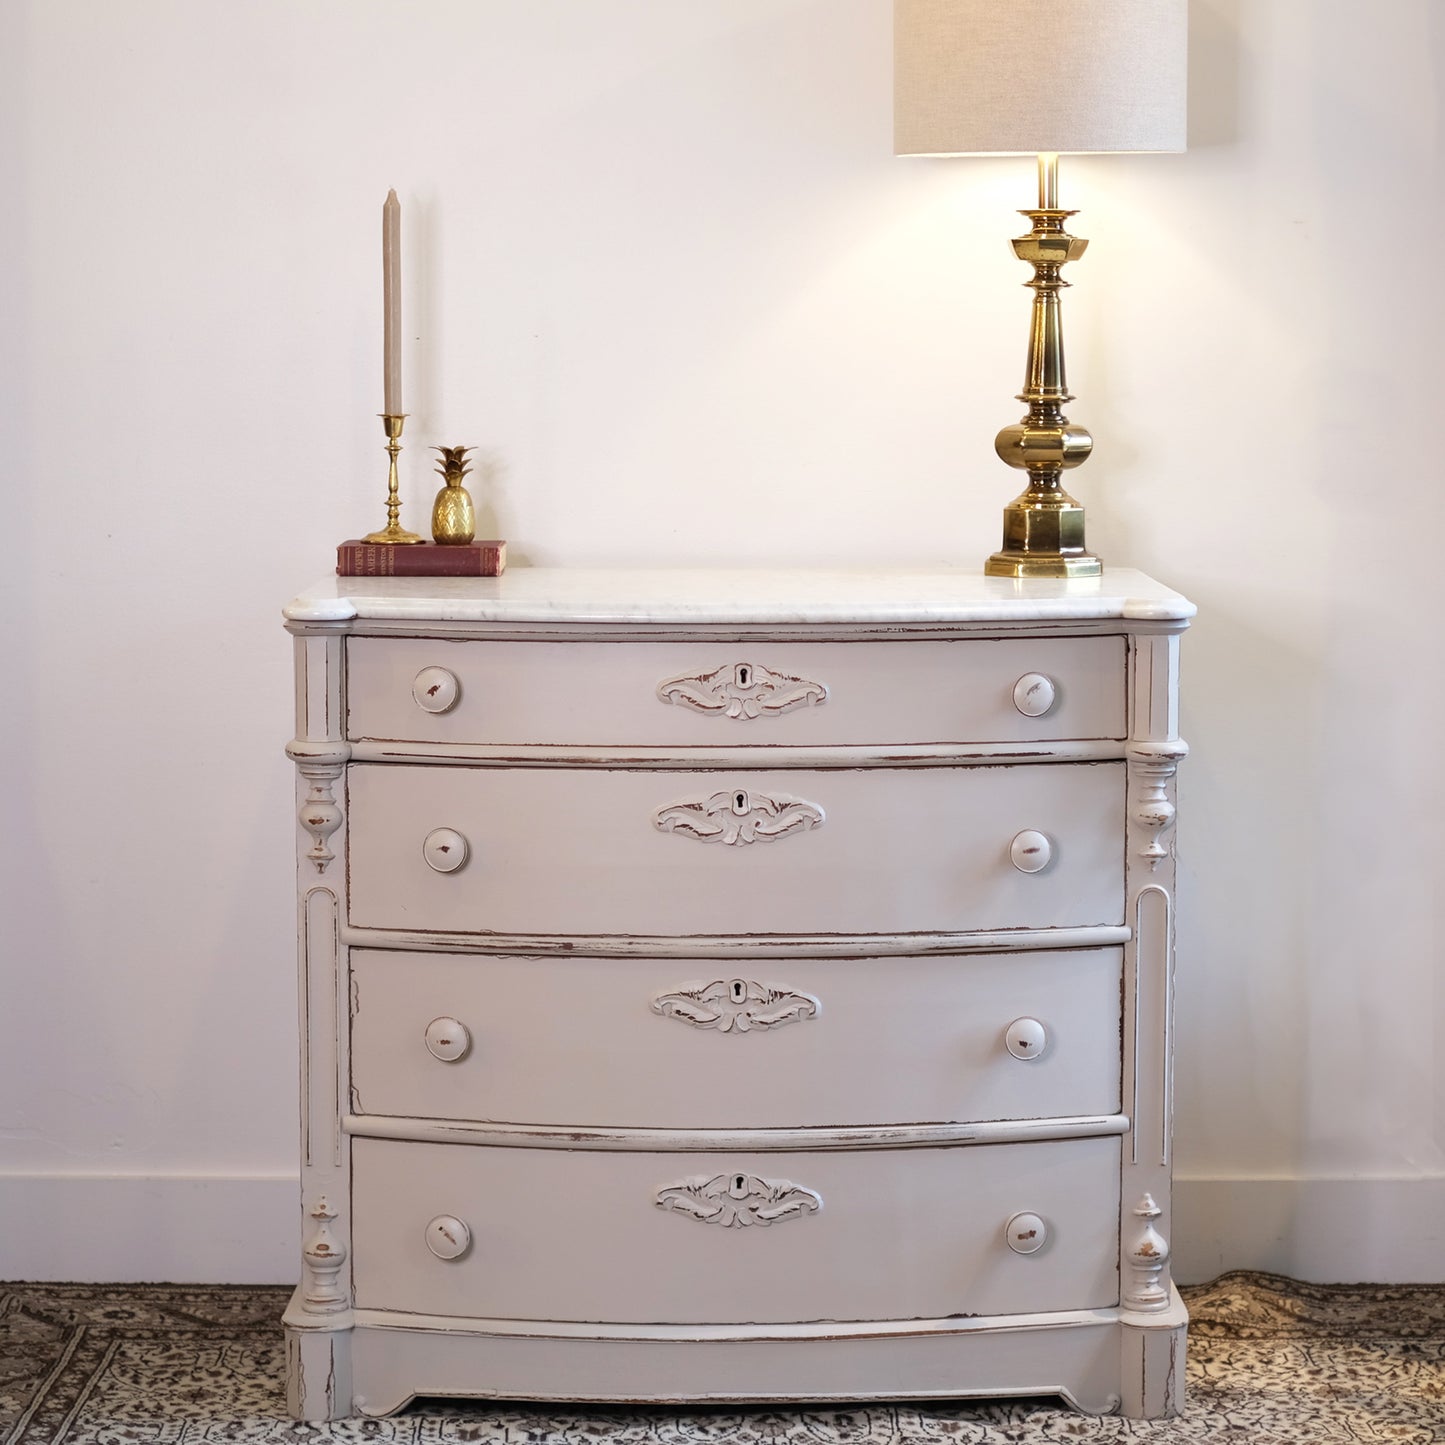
[283,1289,1186,1420]
[285,1315,353,1421]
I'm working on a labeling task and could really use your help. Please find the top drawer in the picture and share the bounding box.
[346,636,1126,747]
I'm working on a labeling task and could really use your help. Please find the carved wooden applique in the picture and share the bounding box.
[652,978,821,1032]
[1127,741,1188,869]
[297,762,343,874]
[654,788,824,845]
[657,661,828,720]
[656,1172,822,1227]
[1124,1194,1171,1311]
[301,1196,348,1314]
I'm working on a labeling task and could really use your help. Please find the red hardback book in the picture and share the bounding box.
[336,540,507,577]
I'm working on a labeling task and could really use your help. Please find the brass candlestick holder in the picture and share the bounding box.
[985,156,1100,579]
[363,414,424,545]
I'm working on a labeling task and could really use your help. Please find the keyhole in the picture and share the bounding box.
[736,664,752,688]
[730,979,746,1003]
[730,1174,749,1197]
[733,791,749,813]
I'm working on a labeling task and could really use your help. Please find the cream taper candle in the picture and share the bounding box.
[382,188,402,415]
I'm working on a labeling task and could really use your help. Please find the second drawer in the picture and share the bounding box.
[349,947,1123,1129]
[345,762,1125,937]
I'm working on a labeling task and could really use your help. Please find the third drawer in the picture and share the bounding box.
[349,947,1123,1129]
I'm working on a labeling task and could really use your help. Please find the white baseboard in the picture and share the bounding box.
[3,1172,1442,1285]
[0,1173,299,1284]
[1173,1175,1445,1285]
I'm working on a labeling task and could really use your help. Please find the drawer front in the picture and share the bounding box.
[351,1137,1121,1323]
[346,636,1126,747]
[346,762,1125,936]
[350,947,1123,1129]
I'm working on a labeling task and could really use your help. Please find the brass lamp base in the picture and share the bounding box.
[986,486,1101,579]
[983,156,1102,580]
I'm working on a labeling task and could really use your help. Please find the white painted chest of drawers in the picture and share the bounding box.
[282,568,1192,1420]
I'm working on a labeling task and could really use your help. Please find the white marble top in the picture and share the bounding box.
[285,567,1193,625]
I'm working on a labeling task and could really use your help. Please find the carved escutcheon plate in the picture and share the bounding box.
[654,788,824,845]
[657,661,828,720]
[656,1172,822,1227]
[652,978,821,1032]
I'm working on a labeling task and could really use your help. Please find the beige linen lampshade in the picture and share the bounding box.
[894,0,1188,157]
[893,0,1187,579]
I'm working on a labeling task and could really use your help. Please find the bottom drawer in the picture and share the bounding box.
[351,1136,1121,1324]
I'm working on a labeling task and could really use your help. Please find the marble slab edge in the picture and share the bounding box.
[284,568,1195,625]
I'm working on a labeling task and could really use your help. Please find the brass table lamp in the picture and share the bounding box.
[894,0,1187,577]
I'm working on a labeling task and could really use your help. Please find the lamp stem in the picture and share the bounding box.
[1038,152,1059,210]
[984,162,1100,579]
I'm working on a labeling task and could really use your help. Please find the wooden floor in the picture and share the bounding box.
[2,1271,1442,1442]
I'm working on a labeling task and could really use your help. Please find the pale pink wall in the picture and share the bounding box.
[1,0,1440,1281]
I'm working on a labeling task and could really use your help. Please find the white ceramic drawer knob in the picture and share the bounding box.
[1005,1017,1048,1060]
[412,666,461,714]
[1006,1211,1049,1255]
[424,1016,471,1062]
[1010,830,1052,873]
[1012,673,1058,717]
[422,828,469,873]
[424,1214,471,1261]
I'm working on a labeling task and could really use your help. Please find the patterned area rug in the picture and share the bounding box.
[2,1273,1442,1443]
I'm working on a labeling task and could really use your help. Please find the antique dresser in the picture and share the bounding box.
[282,567,1192,1420]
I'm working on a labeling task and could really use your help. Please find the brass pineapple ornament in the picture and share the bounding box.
[430,445,476,545]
